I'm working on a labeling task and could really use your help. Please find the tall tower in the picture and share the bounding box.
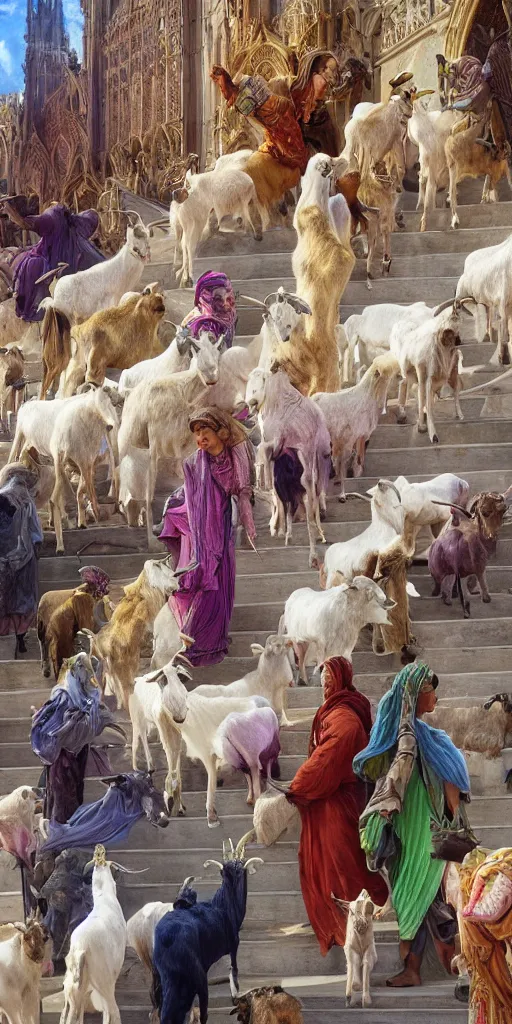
[23,0,70,140]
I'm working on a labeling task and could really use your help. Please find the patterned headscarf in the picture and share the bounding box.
[183,271,237,345]
[353,661,470,792]
[188,406,249,448]
[78,565,110,597]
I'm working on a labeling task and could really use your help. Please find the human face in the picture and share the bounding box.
[211,286,231,313]
[193,423,225,456]
[416,684,438,716]
[322,666,336,701]
[322,58,338,84]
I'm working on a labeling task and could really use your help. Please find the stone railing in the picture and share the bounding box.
[381,0,446,51]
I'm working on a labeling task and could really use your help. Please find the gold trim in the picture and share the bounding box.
[444,0,482,58]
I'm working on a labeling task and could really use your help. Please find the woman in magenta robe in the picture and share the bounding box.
[159,408,255,666]
[2,200,104,321]
[286,657,389,954]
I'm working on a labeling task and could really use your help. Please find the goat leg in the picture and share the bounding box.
[441,574,455,606]
[362,956,373,1008]
[206,756,220,827]
[396,378,408,424]
[476,569,491,603]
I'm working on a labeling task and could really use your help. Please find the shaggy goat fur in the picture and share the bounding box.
[244,151,301,226]
[253,790,300,847]
[424,695,512,758]
[0,345,25,429]
[371,538,412,655]
[37,587,97,680]
[232,986,304,1024]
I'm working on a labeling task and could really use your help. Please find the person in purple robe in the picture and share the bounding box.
[182,270,237,346]
[159,407,255,666]
[0,463,43,657]
[1,200,104,321]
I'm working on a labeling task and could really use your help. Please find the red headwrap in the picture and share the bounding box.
[309,656,373,754]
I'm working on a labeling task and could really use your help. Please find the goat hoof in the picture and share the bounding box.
[254,233,263,242]
[499,349,511,366]
[309,556,320,570]
[43,667,51,678]
[417,422,428,434]
[208,817,221,829]
[432,434,439,445]
[78,523,87,529]
[396,413,407,425]
[178,809,186,817]
[482,593,491,603]
[442,596,452,606]
[338,494,346,503]
[298,678,308,687]
[463,608,471,618]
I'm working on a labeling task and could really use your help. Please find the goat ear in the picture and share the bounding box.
[331,892,351,912]
[21,788,31,800]
[0,346,8,354]
[250,643,265,656]
[99,774,125,787]
[176,665,193,683]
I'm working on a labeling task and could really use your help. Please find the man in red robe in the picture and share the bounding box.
[287,657,389,954]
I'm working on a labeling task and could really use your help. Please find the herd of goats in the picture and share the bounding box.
[1,79,512,1024]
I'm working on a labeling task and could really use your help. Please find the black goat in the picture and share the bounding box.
[151,834,263,1024]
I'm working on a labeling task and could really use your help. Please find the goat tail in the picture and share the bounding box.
[150,965,163,1014]
[40,305,72,399]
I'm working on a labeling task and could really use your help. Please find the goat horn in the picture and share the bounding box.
[239,294,267,307]
[459,366,512,394]
[235,829,257,859]
[432,499,473,518]
[263,292,279,307]
[244,857,264,871]
[378,479,402,503]
[432,298,456,316]
[164,320,179,328]
[146,218,170,230]
[107,860,149,876]
[203,859,223,870]
[179,876,196,890]
[343,492,373,502]
[35,263,70,285]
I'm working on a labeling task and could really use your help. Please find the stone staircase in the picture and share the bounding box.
[1,185,511,1021]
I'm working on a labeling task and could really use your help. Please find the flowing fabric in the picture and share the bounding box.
[235,75,309,172]
[31,656,118,823]
[13,205,104,322]
[182,271,237,346]
[290,49,341,157]
[39,849,94,961]
[0,472,43,636]
[459,847,512,1024]
[287,657,388,954]
[355,662,471,942]
[159,437,255,666]
[41,773,152,852]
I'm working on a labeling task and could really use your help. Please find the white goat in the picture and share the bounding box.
[126,901,175,975]
[0,785,43,867]
[407,103,460,232]
[347,91,415,183]
[42,215,151,325]
[343,302,431,383]
[390,305,464,442]
[280,577,395,682]
[131,663,276,826]
[0,920,50,1024]
[455,233,512,365]
[313,353,399,499]
[368,473,470,554]
[118,324,194,396]
[332,891,377,1009]
[173,169,262,288]
[118,332,222,542]
[59,846,126,1024]
[49,387,119,553]
[323,479,405,587]
[193,634,295,725]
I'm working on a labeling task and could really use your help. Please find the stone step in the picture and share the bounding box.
[42,1009,468,1024]
[402,201,512,231]
[191,251,470,283]
[363,441,512,478]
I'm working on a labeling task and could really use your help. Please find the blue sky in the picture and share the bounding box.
[0,0,83,96]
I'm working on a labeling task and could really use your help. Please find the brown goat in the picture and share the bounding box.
[358,164,401,283]
[58,292,166,396]
[231,987,304,1024]
[0,345,25,431]
[37,586,97,679]
[445,115,512,228]
[371,538,414,656]
[424,693,512,758]
[40,308,72,398]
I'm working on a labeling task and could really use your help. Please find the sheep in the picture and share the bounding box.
[48,386,120,553]
[246,366,331,569]
[132,662,278,825]
[342,302,432,384]
[445,114,512,230]
[171,168,262,288]
[54,290,166,397]
[0,919,51,1024]
[313,354,399,500]
[280,576,395,683]
[232,986,304,1024]
[331,891,377,1009]
[273,154,354,395]
[89,558,185,710]
[0,785,43,869]
[454,233,512,365]
[389,304,464,443]
[118,336,222,548]
[59,845,126,1024]
[193,634,295,726]
[424,693,512,758]
[428,490,508,616]
[407,102,461,232]
[0,345,25,434]
[152,837,262,1020]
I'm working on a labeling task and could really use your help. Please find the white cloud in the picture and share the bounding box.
[0,3,18,15]
[63,0,83,57]
[0,40,12,77]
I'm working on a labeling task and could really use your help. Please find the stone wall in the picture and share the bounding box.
[377,8,452,96]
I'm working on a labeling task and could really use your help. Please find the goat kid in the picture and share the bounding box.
[332,891,377,1009]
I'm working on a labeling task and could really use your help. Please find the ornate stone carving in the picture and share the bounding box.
[380,0,445,52]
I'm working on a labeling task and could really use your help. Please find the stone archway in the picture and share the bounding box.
[445,0,508,57]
